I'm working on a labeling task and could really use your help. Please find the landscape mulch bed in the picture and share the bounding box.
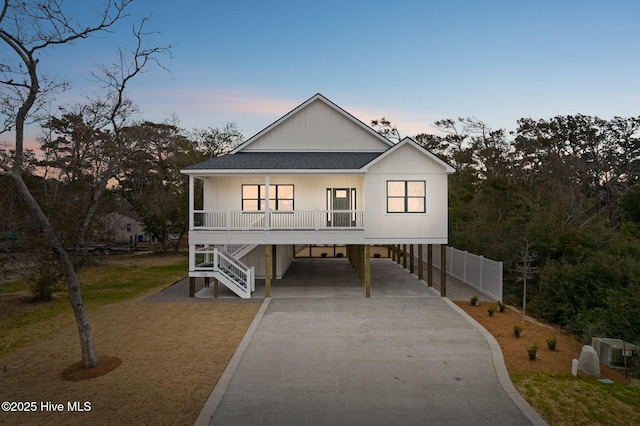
[455,301,632,382]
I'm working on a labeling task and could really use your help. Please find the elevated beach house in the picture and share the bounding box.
[181,94,455,298]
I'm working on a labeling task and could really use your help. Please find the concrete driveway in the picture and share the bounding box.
[194,259,545,425]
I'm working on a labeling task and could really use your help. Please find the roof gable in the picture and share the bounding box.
[231,94,393,153]
[364,137,455,174]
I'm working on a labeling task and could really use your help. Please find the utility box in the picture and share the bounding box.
[591,338,637,367]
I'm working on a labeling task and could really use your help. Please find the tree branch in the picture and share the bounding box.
[30,0,133,52]
[0,0,8,24]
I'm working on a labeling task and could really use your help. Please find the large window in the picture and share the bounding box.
[387,180,425,213]
[242,184,294,211]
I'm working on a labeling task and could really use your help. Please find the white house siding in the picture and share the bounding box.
[363,143,449,244]
[242,99,390,152]
[239,244,294,279]
[189,229,365,246]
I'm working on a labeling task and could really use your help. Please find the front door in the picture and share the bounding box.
[329,188,353,227]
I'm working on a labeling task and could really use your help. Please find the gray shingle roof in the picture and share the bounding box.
[183,152,383,171]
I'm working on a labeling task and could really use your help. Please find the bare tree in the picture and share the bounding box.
[0,0,169,368]
[514,239,538,331]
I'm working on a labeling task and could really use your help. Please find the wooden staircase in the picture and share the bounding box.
[193,246,256,298]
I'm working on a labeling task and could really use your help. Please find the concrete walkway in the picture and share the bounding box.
[194,258,545,425]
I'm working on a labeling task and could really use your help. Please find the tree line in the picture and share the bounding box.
[2,107,243,259]
[407,116,639,344]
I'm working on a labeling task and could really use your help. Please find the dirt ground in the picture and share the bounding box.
[455,301,634,383]
[1,287,634,425]
[0,297,260,425]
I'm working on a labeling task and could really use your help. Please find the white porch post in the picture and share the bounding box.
[188,175,194,230]
[189,245,195,271]
[264,175,270,230]
[188,175,195,276]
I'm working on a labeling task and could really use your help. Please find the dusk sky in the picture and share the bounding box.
[9,0,640,144]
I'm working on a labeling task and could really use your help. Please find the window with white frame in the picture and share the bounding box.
[242,184,294,211]
[386,180,425,213]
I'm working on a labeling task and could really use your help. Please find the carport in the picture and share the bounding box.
[194,245,486,301]
[262,244,447,299]
[189,244,447,298]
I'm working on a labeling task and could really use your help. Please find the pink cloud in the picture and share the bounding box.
[138,87,298,116]
[344,105,444,138]
[128,87,450,138]
[205,91,298,115]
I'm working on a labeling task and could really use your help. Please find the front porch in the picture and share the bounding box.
[193,209,365,230]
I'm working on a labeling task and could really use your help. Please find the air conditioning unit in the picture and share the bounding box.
[591,338,637,367]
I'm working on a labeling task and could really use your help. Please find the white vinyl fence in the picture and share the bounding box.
[423,244,503,301]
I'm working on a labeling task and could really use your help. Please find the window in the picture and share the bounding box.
[242,184,294,211]
[387,180,425,213]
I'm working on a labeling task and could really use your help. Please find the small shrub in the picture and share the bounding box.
[373,253,381,258]
[470,295,479,306]
[496,301,506,312]
[29,253,63,302]
[546,336,557,351]
[321,252,327,257]
[487,305,496,317]
[336,252,344,258]
[527,343,538,360]
[513,324,522,337]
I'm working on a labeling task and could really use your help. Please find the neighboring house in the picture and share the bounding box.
[181,94,455,298]
[93,212,146,245]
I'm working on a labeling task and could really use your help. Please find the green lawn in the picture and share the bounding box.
[513,373,640,425]
[0,254,188,357]
[78,257,188,304]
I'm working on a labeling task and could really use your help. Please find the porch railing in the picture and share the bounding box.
[193,209,365,230]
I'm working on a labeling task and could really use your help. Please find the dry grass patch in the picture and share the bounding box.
[0,254,188,357]
[0,300,259,425]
